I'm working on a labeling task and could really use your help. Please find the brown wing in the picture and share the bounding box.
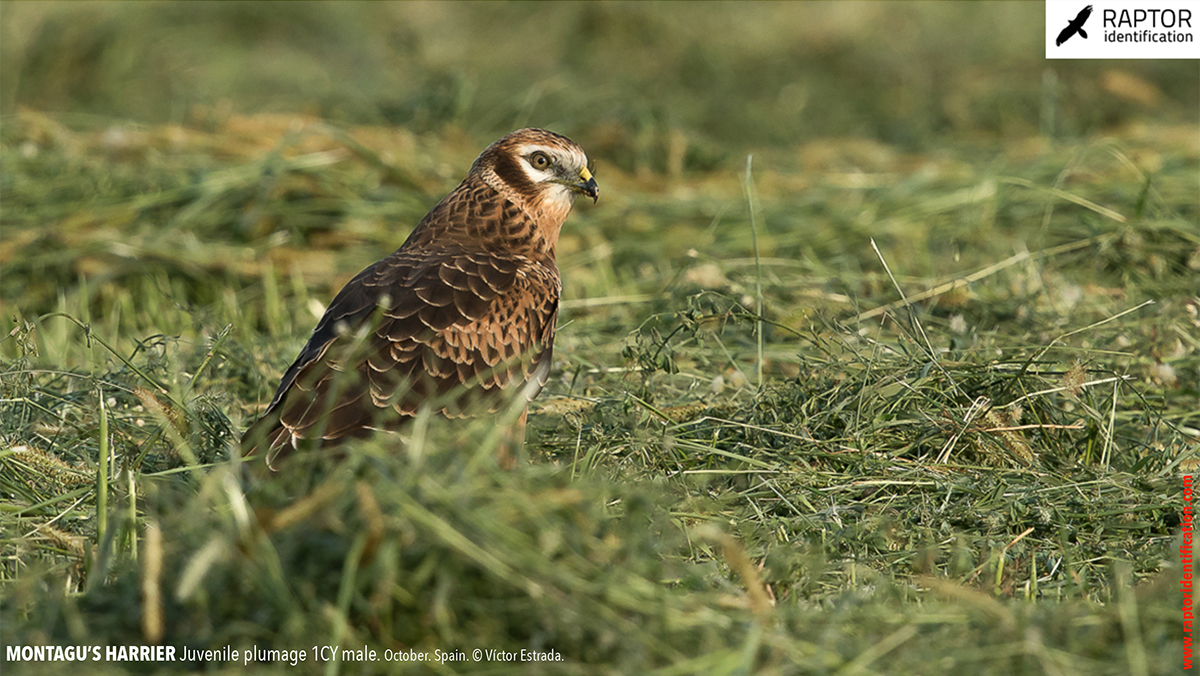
[241,249,559,460]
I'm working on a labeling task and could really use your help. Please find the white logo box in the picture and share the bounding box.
[1047,0,1200,59]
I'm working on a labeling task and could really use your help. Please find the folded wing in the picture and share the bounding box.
[241,249,559,461]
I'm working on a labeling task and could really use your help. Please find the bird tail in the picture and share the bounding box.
[1079,29,1087,39]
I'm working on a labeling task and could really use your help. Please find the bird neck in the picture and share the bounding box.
[411,175,562,262]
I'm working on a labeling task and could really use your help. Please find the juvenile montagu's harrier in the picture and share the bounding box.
[241,128,598,467]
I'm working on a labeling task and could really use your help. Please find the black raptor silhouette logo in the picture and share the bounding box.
[1056,5,1093,46]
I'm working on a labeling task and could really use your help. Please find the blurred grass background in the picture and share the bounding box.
[1,2,1198,675]
[3,3,1198,148]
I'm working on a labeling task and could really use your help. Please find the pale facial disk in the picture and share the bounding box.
[515,144,589,206]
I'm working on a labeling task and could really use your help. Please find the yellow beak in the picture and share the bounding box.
[577,166,599,203]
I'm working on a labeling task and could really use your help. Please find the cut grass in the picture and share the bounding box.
[1,84,1197,676]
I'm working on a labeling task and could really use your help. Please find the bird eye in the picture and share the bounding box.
[529,152,551,170]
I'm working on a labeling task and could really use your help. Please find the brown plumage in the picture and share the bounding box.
[241,128,598,467]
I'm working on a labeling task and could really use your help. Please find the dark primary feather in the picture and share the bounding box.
[241,129,586,464]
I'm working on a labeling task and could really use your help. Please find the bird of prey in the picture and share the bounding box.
[1056,5,1093,46]
[241,128,598,467]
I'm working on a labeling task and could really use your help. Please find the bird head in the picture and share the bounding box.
[476,128,599,215]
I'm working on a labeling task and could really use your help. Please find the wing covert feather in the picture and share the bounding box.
[247,250,558,455]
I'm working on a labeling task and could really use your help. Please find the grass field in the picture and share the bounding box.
[2,3,1198,674]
